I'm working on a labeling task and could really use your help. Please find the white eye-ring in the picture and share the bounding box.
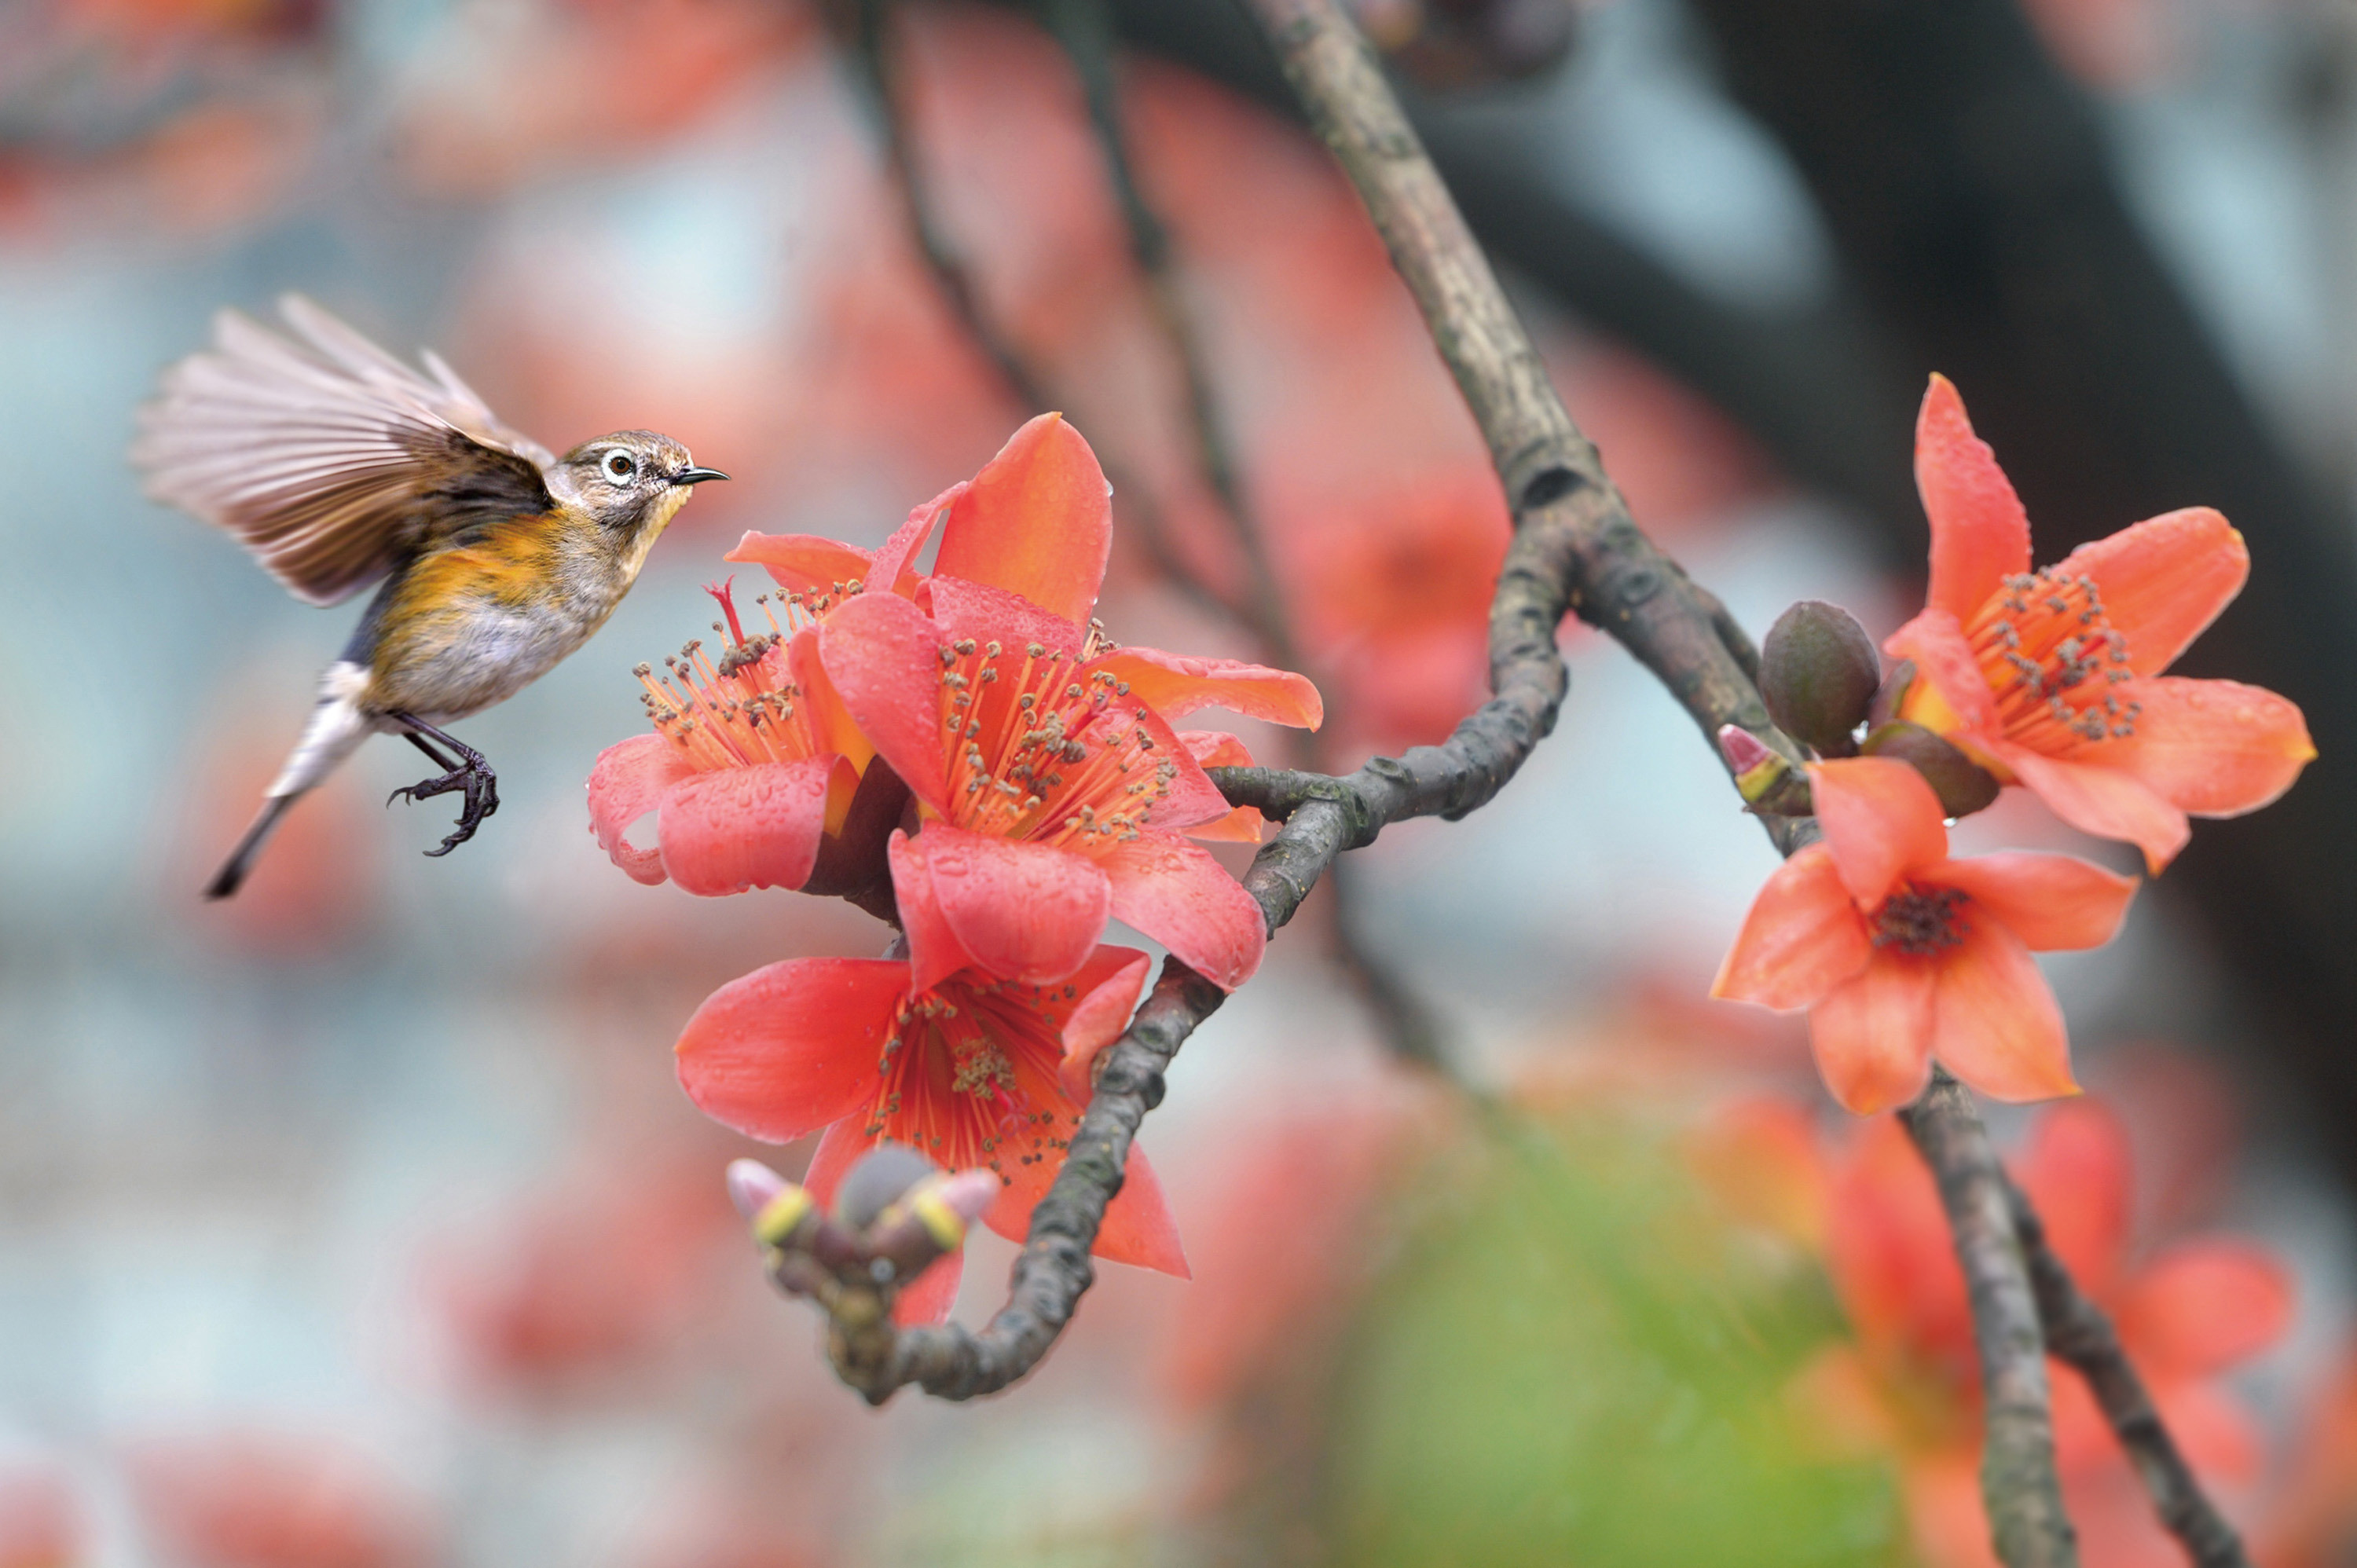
[604,450,638,482]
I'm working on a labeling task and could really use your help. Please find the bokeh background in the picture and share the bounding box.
[5,0,2357,1561]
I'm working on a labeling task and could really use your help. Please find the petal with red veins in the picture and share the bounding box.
[1809,954,1937,1115]
[675,958,907,1141]
[2058,507,2246,677]
[1885,608,2004,739]
[2094,676,2314,817]
[1809,757,1952,910]
[920,822,1110,986]
[982,1128,1189,1279]
[723,531,874,596]
[1055,946,1153,1100]
[926,573,1087,657]
[1711,843,1874,1010]
[2116,1241,2292,1379]
[934,412,1112,625]
[1091,647,1324,730]
[1926,853,2136,952]
[1996,743,2190,874]
[656,755,848,896]
[1091,698,1230,832]
[1098,833,1266,991]
[1928,921,2077,1103]
[819,591,952,811]
[586,733,696,885]
[888,830,981,995]
[1915,375,2033,621]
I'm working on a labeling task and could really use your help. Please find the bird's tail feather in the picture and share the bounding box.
[204,795,297,900]
[206,668,373,899]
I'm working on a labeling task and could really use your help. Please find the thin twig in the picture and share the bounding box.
[1042,0,1450,1071]
[1901,1070,2080,1566]
[2007,1174,2253,1567]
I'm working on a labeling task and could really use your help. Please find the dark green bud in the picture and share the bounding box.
[1761,601,1881,757]
[1860,722,2002,819]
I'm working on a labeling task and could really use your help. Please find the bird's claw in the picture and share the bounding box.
[388,759,500,857]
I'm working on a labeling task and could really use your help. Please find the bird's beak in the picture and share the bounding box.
[673,466,730,485]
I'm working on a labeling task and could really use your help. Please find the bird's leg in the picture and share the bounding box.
[384,712,500,857]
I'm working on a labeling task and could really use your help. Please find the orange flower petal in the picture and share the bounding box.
[674,958,909,1142]
[1884,607,2004,741]
[1710,843,1874,1010]
[2011,1100,2133,1295]
[723,530,875,596]
[1058,946,1154,1101]
[1098,833,1266,991]
[1177,731,1265,844]
[886,830,980,995]
[1091,647,1325,731]
[2095,676,2315,818]
[1810,757,1952,910]
[656,755,849,897]
[1996,743,2190,873]
[1928,921,2077,1103]
[2116,1240,2293,1380]
[933,412,1112,627]
[1915,375,2033,621]
[585,732,696,885]
[2057,507,2246,677]
[981,1119,1189,1279]
[1809,954,1938,1115]
[819,591,955,813]
[918,822,1110,987]
[1926,852,2137,952]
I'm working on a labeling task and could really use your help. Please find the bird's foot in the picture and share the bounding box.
[386,727,499,858]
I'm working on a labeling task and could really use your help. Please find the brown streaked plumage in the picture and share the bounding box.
[133,295,726,899]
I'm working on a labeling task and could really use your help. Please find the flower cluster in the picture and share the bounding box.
[585,414,1321,1321]
[1714,376,2312,1114]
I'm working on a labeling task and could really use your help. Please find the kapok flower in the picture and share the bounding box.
[1785,1103,2289,1568]
[1713,757,2137,1114]
[1885,375,2313,871]
[729,412,1322,744]
[673,933,1186,1325]
[586,579,893,897]
[819,568,1316,993]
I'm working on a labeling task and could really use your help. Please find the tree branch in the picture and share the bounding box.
[2006,1175,2254,1568]
[1901,1071,2080,1566]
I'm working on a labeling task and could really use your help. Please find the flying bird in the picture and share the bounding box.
[134,295,727,899]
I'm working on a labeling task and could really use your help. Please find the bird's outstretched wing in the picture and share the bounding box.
[133,295,559,606]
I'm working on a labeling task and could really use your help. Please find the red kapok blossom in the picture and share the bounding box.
[673,935,1184,1325]
[1816,1105,2287,1568]
[819,573,1316,993]
[728,412,1113,628]
[1884,375,2313,872]
[1712,757,2137,1114]
[586,580,892,898]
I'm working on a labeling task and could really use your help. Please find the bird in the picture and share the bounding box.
[133,295,728,900]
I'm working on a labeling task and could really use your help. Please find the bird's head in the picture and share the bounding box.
[551,430,728,570]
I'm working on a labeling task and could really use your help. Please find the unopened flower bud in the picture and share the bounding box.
[1860,722,2002,819]
[1717,725,1814,815]
[863,1168,1001,1285]
[834,1143,938,1231]
[1761,601,1880,757]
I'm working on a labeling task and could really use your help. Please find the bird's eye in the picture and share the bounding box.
[604,451,637,482]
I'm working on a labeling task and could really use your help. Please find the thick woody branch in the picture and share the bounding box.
[1902,1071,2079,1567]
[2007,1176,2254,1568]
